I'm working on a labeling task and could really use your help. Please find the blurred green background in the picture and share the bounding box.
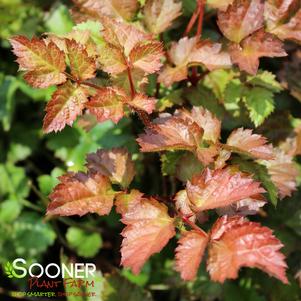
[0,1,301,300]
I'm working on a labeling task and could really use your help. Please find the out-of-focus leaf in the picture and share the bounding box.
[0,75,19,131]
[66,227,102,258]
[45,4,74,35]
[37,167,64,196]
[102,273,153,301]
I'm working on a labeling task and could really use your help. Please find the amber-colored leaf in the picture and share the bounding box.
[143,0,182,34]
[97,42,128,75]
[229,30,287,75]
[43,81,89,133]
[186,167,265,212]
[189,41,232,71]
[115,189,144,215]
[175,230,209,281]
[47,172,115,216]
[10,35,66,88]
[264,0,299,29]
[72,0,139,21]
[217,0,264,43]
[101,17,150,56]
[226,127,274,159]
[137,115,203,152]
[113,68,149,94]
[66,39,96,81]
[265,0,301,43]
[86,148,135,188]
[121,197,175,274]
[178,107,221,143]
[85,87,127,123]
[158,37,231,86]
[207,216,288,283]
[217,194,266,216]
[207,0,235,11]
[127,93,156,114]
[270,10,301,43]
[260,149,298,199]
[174,190,196,222]
[129,40,163,74]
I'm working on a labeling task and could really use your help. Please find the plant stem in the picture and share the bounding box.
[190,0,205,85]
[178,211,208,236]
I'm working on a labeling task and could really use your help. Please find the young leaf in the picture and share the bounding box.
[121,197,175,274]
[43,81,89,133]
[229,30,287,75]
[226,128,274,159]
[177,107,221,143]
[47,172,115,216]
[97,42,128,75]
[137,115,202,153]
[129,40,163,74]
[217,194,266,216]
[10,36,66,88]
[231,157,279,206]
[143,0,182,34]
[85,87,127,123]
[207,0,234,11]
[175,230,209,281]
[174,190,195,221]
[115,189,144,215]
[207,216,288,284]
[158,37,231,86]
[101,17,151,56]
[65,39,96,81]
[127,93,156,114]
[186,167,265,212]
[217,0,264,43]
[260,149,298,199]
[243,87,275,127]
[72,0,139,22]
[265,0,301,43]
[86,148,135,188]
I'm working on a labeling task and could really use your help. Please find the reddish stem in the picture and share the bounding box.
[126,65,136,99]
[190,0,206,85]
[178,211,208,236]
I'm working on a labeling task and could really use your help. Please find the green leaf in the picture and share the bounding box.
[231,157,278,206]
[102,273,153,301]
[175,153,204,182]
[66,227,102,258]
[0,163,29,200]
[37,167,64,195]
[0,199,22,223]
[0,75,19,131]
[13,213,56,256]
[45,4,73,35]
[161,151,183,176]
[247,70,283,93]
[243,87,275,127]
[203,69,236,99]
[224,79,243,113]
[73,20,103,45]
[185,84,224,118]
[7,143,31,163]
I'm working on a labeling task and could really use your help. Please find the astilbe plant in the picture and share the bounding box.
[9,0,301,284]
